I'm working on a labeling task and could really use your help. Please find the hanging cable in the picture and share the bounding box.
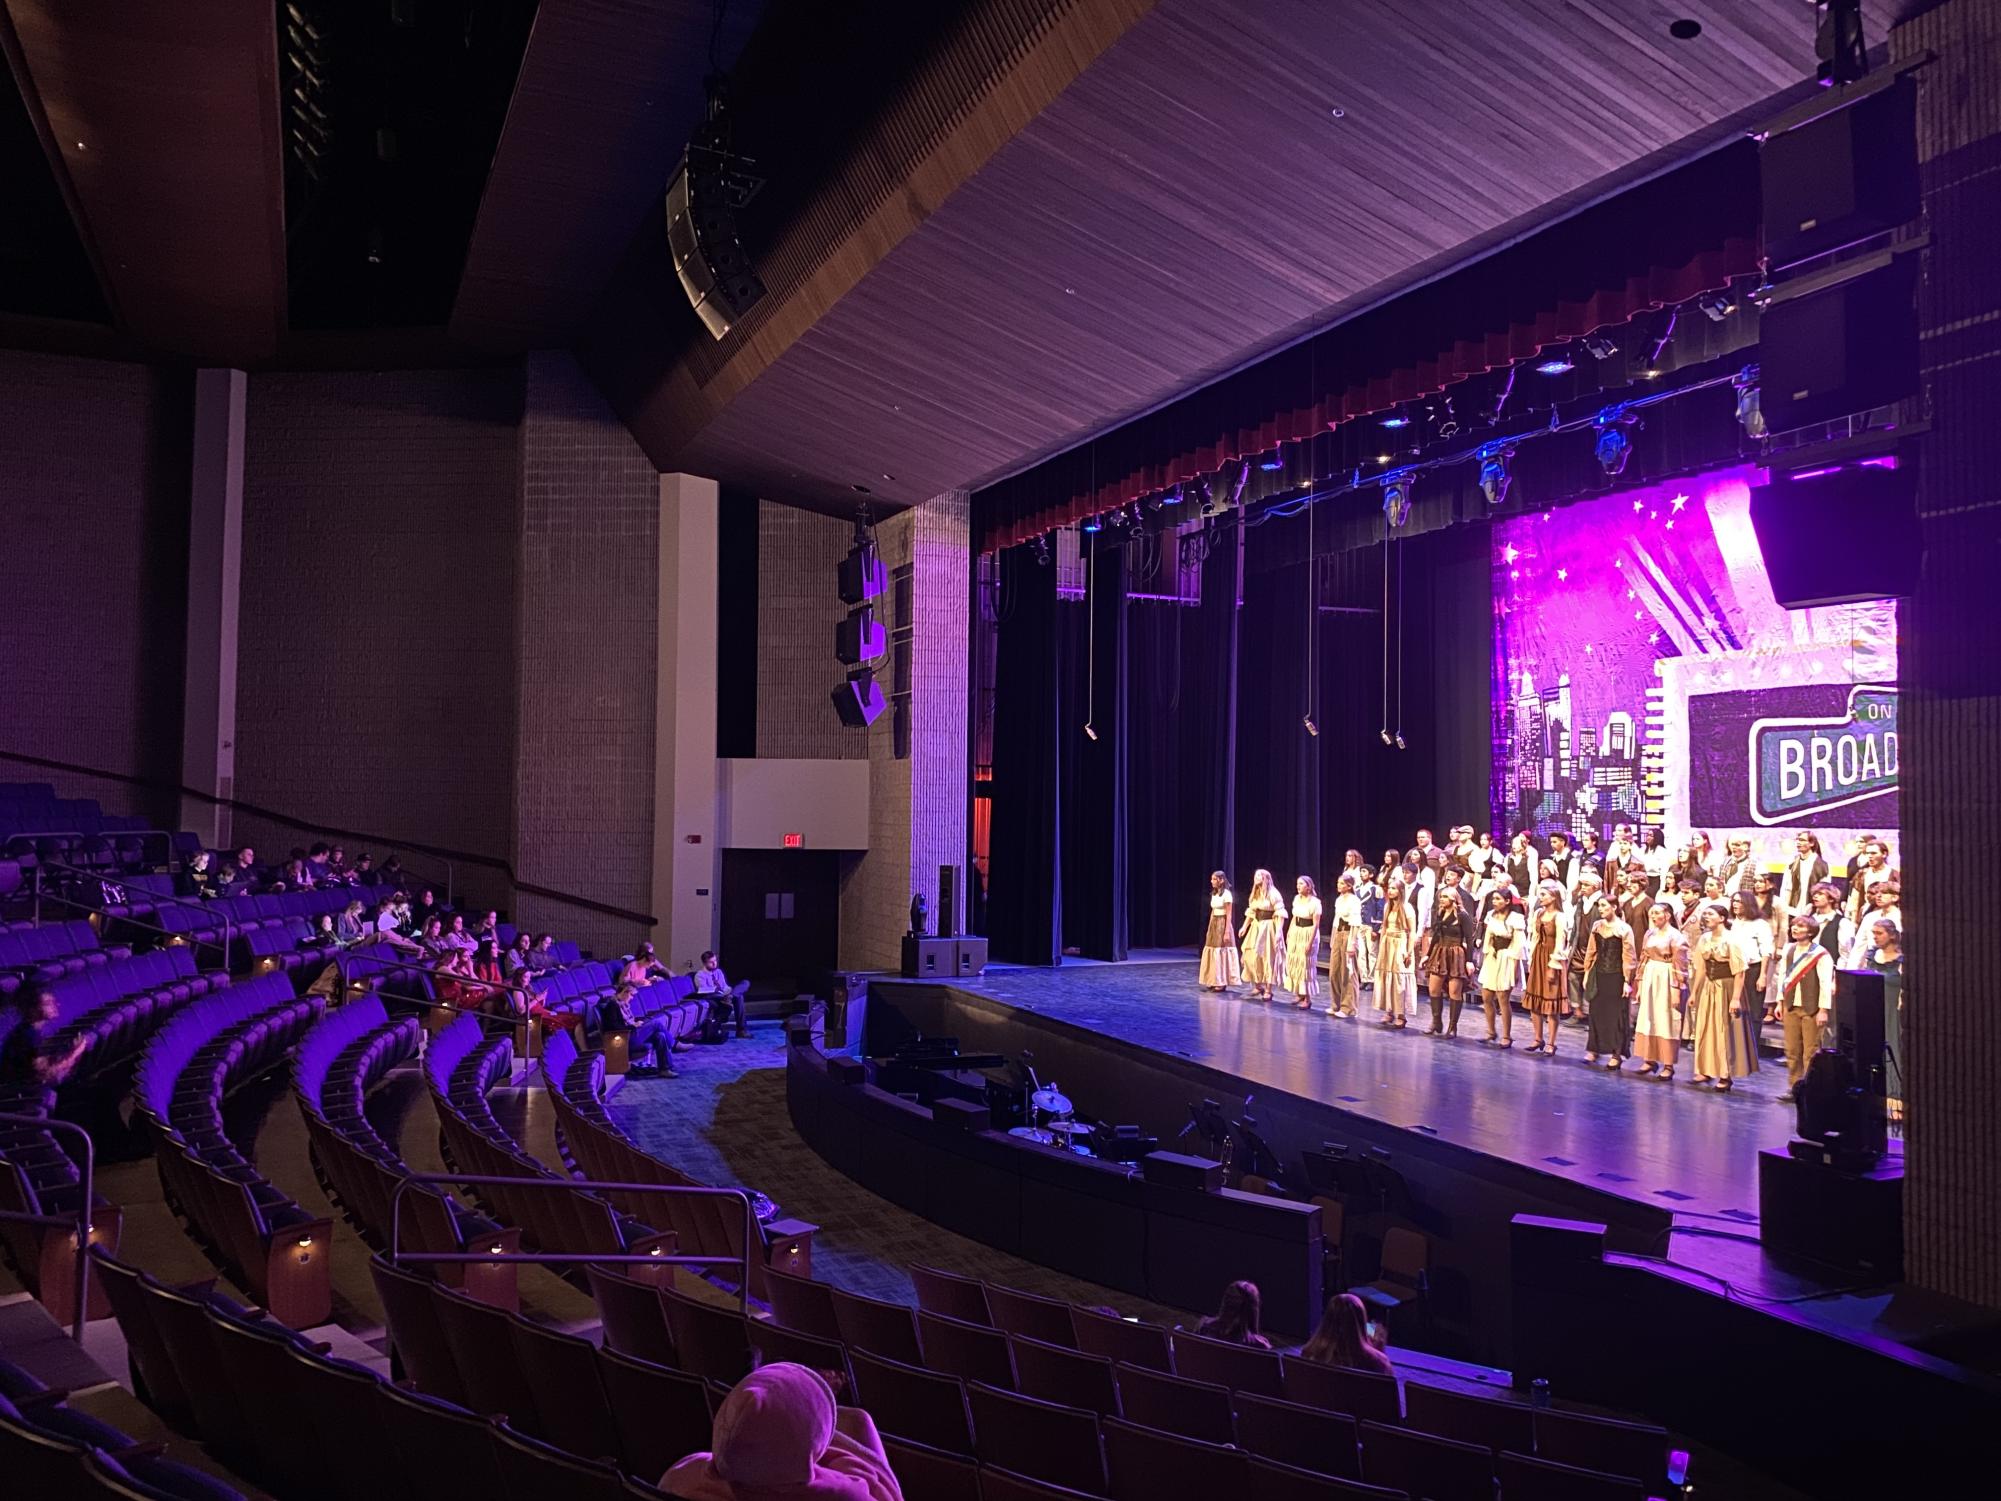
[1084,443,1099,741]
[1394,538,1408,750]
[1379,526,1392,746]
[1303,487,1318,736]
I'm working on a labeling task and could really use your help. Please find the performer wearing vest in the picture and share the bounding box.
[1806,884,1852,966]
[1777,914,1835,1101]
[1777,832,1830,920]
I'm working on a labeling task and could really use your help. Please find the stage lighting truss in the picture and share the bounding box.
[1696,290,1737,322]
[1477,442,1516,506]
[1584,333,1619,360]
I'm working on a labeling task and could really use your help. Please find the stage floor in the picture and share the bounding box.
[923,951,1892,1235]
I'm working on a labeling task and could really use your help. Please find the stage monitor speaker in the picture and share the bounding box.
[1762,75,1919,269]
[1758,254,1919,434]
[665,152,766,341]
[831,668,885,728]
[952,936,988,977]
[838,542,887,605]
[901,935,955,978]
[937,865,958,937]
[1749,457,1918,606]
[835,605,885,666]
[1834,966,1889,1086]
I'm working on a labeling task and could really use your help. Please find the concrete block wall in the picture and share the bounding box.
[0,350,192,827]
[234,368,522,915]
[513,352,661,959]
[756,501,864,760]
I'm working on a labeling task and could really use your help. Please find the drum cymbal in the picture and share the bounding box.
[1044,1119,1095,1135]
[1030,1087,1073,1115]
[1007,1126,1056,1145]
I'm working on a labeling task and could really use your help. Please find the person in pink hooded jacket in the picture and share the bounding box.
[661,1362,903,1501]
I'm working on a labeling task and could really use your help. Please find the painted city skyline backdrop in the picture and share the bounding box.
[1490,465,1899,866]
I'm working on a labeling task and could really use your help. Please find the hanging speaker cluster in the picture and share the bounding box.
[666,82,767,340]
[832,510,887,727]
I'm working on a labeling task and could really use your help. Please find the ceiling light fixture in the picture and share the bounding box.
[1535,354,1575,376]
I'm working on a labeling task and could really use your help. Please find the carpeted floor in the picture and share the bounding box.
[608,1029,1193,1324]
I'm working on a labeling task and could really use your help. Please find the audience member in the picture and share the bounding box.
[181,849,215,899]
[440,913,477,955]
[336,900,370,945]
[306,841,335,885]
[1,990,89,1088]
[503,931,535,978]
[410,888,442,935]
[693,949,751,1039]
[621,942,669,989]
[527,932,560,974]
[469,909,501,948]
[1296,1292,1395,1379]
[232,846,261,886]
[1191,1279,1271,1347]
[214,863,248,899]
[373,901,426,956]
[660,1362,901,1501]
[609,982,680,1078]
[354,853,380,886]
[418,917,450,959]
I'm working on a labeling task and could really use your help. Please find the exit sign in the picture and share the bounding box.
[782,833,805,849]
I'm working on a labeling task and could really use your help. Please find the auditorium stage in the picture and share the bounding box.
[870,952,1870,1240]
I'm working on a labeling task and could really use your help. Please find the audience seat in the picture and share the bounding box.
[1282,1356,1402,1424]
[847,1349,974,1454]
[1230,1392,1362,1480]
[881,1437,984,1501]
[1248,1457,1407,1501]
[595,1345,715,1480]
[978,1467,1105,1501]
[986,1282,1078,1347]
[966,1382,1107,1495]
[1101,1416,1249,1501]
[917,1309,1015,1389]
[1532,1406,1670,1485]
[1070,1305,1172,1370]
[1358,1420,1490,1501]
[1111,1362,1234,1446]
[1403,1381,1535,1455]
[762,1263,845,1339]
[1497,1450,1652,1501]
[586,1265,679,1367]
[1169,1329,1285,1397]
[1008,1333,1119,1417]
[911,1263,992,1325]
[833,1287,926,1365]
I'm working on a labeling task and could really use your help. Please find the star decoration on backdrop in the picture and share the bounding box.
[1556,567,1569,582]
[1632,499,1645,513]
[1670,493,1690,513]
[1664,519,1676,530]
[1501,543,1519,565]
[1648,630,1662,645]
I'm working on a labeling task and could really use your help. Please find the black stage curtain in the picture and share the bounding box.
[987,544,1062,965]
[1058,537,1128,960]
[1126,524,1240,950]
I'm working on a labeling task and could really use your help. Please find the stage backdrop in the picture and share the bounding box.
[1492,465,1898,866]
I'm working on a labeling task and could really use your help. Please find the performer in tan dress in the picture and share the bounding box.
[1238,869,1287,1001]
[1630,904,1689,1080]
[1326,874,1365,1017]
[1374,875,1417,1026]
[1475,891,1525,1047]
[1199,872,1241,991]
[1690,904,1759,1091]
[1284,877,1324,1009]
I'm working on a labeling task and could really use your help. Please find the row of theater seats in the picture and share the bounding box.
[0,917,131,986]
[133,977,333,1326]
[0,1353,243,1501]
[425,1014,676,1267]
[36,947,234,1085]
[292,996,523,1308]
[542,1028,814,1288]
[0,782,154,847]
[0,1082,121,1325]
[590,1260,1674,1501]
[92,1249,677,1501]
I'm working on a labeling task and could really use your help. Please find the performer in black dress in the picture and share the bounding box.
[1419,892,1473,1038]
[1581,897,1635,1069]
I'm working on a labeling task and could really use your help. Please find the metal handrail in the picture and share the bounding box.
[0,1112,95,1342]
[31,861,234,972]
[2,828,174,873]
[386,1172,756,1315]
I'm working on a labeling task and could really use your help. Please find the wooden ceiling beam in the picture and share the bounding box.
[1,0,285,365]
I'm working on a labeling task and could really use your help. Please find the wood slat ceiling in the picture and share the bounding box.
[449,0,765,352]
[638,0,1899,512]
[0,0,285,365]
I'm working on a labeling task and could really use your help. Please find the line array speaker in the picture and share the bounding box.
[1749,455,1919,607]
[1757,254,1919,434]
[1761,75,1919,270]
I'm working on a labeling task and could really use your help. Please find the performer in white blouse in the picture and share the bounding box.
[1638,827,1674,898]
[1465,831,1505,906]
[1373,875,1418,1027]
[1238,869,1287,1002]
[1326,874,1365,1017]
[1284,877,1324,1009]
[1199,871,1241,991]
[1475,891,1527,1047]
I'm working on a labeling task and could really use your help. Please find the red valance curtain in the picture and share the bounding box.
[976,139,1762,553]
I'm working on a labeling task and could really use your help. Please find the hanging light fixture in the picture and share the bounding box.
[1478,443,1516,506]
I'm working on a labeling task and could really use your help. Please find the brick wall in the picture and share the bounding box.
[756,501,864,760]
[234,368,522,914]
[836,493,971,970]
[0,350,191,827]
[513,352,660,959]
[1895,0,2001,1308]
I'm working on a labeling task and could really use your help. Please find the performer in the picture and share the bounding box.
[1678,879,1709,1043]
[1777,831,1829,919]
[1690,904,1759,1091]
[1843,837,1898,931]
[1546,830,1578,893]
[1476,890,1526,1048]
[1374,875,1417,1027]
[1466,831,1505,905]
[1564,868,1603,1027]
[1728,891,1773,1035]
[1668,840,1708,895]
[1239,869,1287,1001]
[1199,872,1241,991]
[1605,825,1639,883]
[1505,831,1538,903]
[1638,827,1673,898]
[1618,867,1654,937]
[1806,882,1853,964]
[1348,856,1380,993]
[1845,881,1901,968]
[1327,875,1365,1018]
[1715,837,1758,896]
[1581,897,1635,1069]
[1577,829,1606,882]
[1775,913,1835,1102]
[1285,877,1324,1010]
[1858,916,1903,1115]
[1631,903,1689,1080]
[1522,883,1566,1053]
[1418,891,1472,1038]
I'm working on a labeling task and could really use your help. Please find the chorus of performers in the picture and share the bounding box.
[1200,826,1904,1102]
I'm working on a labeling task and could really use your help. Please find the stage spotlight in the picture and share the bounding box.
[1379,411,1410,429]
[1081,515,1102,533]
[1394,731,1408,750]
[1584,333,1619,360]
[1083,723,1098,742]
[1697,290,1737,322]
[1259,450,1286,471]
[1030,534,1051,565]
[1127,502,1145,526]
[1535,353,1574,375]
[1162,484,1183,505]
[1381,473,1413,528]
[1379,728,1394,745]
[1228,460,1251,505]
[1734,366,1766,439]
[1303,716,1319,737]
[1593,407,1639,477]
[1477,443,1516,506]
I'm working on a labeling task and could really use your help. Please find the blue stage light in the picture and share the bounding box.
[1535,356,1574,375]
[1379,414,1410,429]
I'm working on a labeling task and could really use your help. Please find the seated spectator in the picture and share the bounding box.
[327,844,352,880]
[1192,1280,1271,1348]
[409,888,442,936]
[1,990,89,1089]
[377,855,406,890]
[609,982,680,1078]
[232,846,262,887]
[661,1362,900,1501]
[336,900,370,946]
[353,853,379,886]
[693,950,751,1040]
[307,912,338,946]
[213,863,249,899]
[274,855,313,892]
[306,841,335,885]
[468,909,501,948]
[620,942,669,989]
[472,939,509,995]
[418,917,451,959]
[1296,1292,1395,1379]
[180,849,216,899]
[503,931,535,978]
[526,932,560,974]
[433,950,480,1011]
[373,901,426,956]
[439,913,477,955]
